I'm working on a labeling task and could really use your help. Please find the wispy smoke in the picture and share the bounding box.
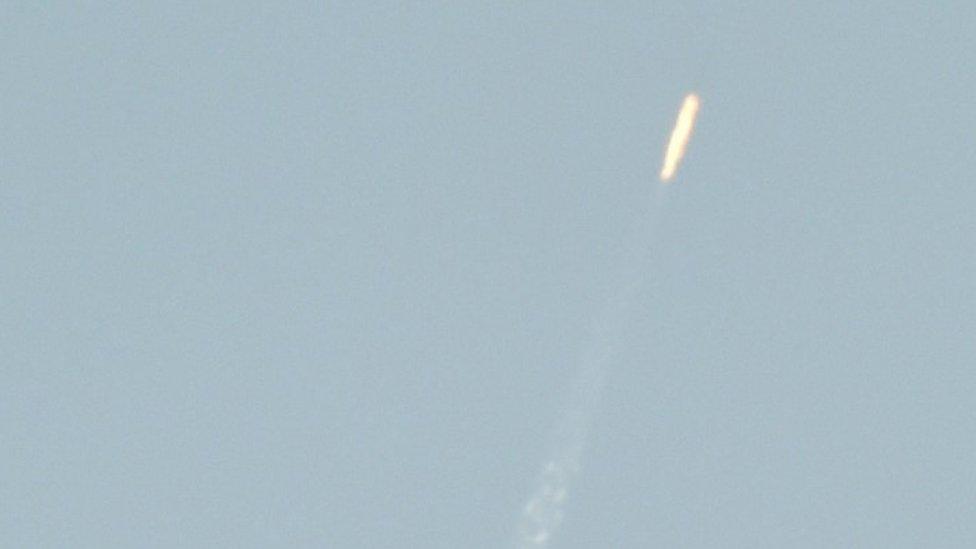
[517,458,577,547]
[515,341,612,548]
[513,92,698,547]
[514,200,664,547]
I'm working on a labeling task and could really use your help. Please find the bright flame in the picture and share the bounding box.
[659,93,701,182]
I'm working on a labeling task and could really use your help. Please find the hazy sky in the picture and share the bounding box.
[3,3,975,548]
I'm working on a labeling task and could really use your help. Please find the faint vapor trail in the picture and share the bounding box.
[514,93,700,547]
[514,189,669,548]
[660,94,701,182]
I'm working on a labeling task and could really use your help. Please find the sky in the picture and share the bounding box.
[2,3,975,548]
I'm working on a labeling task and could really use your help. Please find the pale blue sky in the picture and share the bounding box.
[2,3,975,548]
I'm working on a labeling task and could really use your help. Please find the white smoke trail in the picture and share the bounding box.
[514,188,669,548]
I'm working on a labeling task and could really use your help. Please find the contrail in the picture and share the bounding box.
[514,192,668,549]
[659,93,701,182]
[513,93,700,547]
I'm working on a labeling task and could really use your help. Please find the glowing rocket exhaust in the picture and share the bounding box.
[659,93,701,182]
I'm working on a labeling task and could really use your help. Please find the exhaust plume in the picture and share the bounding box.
[513,94,689,547]
[659,93,701,182]
[513,207,661,548]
